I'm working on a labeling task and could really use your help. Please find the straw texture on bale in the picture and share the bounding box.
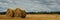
[5,8,14,17]
[5,8,26,18]
[14,8,26,18]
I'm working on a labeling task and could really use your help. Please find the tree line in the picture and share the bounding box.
[0,12,60,15]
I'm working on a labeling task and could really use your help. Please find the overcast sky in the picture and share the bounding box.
[0,0,60,12]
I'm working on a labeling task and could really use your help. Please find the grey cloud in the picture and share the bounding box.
[0,0,60,12]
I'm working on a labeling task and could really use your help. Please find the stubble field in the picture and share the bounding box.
[0,14,60,20]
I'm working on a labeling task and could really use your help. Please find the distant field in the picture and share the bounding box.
[0,14,60,20]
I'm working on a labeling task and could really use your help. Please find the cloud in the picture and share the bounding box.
[0,0,60,12]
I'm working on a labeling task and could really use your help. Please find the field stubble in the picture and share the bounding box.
[0,14,60,20]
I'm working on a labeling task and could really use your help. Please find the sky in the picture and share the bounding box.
[0,0,60,12]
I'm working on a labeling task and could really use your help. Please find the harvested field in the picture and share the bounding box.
[0,14,60,20]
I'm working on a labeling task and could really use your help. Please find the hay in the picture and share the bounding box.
[5,8,14,17]
[5,8,26,18]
